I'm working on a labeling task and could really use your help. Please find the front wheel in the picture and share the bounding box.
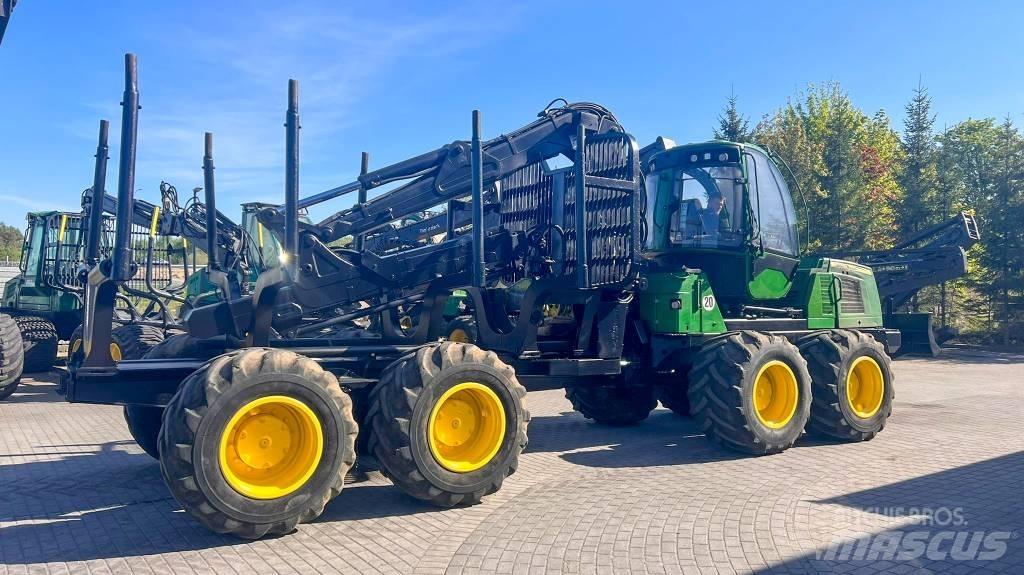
[657,375,690,416]
[0,313,24,400]
[124,405,163,459]
[15,315,57,373]
[688,331,811,455]
[159,348,357,539]
[367,342,528,507]
[111,324,165,360]
[567,382,657,425]
[122,335,219,460]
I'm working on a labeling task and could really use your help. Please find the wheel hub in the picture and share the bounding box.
[219,395,324,499]
[428,382,506,473]
[752,360,799,429]
[846,356,884,419]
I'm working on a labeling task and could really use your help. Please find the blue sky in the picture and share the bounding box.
[1,0,1022,227]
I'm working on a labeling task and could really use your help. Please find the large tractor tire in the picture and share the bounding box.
[445,316,478,344]
[657,376,690,416]
[0,313,24,401]
[566,382,658,425]
[111,324,165,361]
[15,315,58,373]
[688,331,811,455]
[798,330,894,442]
[367,342,529,507]
[67,324,84,363]
[159,348,357,539]
[123,333,217,460]
[124,404,163,459]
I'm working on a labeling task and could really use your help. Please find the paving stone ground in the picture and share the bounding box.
[1,346,1022,574]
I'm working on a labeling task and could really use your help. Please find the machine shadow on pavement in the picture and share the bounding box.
[525,409,747,468]
[749,450,1024,574]
[0,372,62,404]
[0,445,443,564]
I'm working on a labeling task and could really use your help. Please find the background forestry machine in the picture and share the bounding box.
[0,172,272,381]
[66,54,899,539]
[827,211,980,355]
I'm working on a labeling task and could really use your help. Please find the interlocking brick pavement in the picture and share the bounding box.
[1,347,1022,574]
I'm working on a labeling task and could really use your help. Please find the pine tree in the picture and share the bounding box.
[714,92,751,143]
[898,82,940,237]
[991,117,1024,344]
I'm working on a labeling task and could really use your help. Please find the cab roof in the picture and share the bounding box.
[646,139,773,173]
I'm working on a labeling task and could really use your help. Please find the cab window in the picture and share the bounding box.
[746,149,798,256]
[644,165,746,252]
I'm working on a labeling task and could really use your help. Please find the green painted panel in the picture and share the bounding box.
[748,268,792,300]
[638,271,726,335]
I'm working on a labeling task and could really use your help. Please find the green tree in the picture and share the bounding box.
[755,82,902,251]
[753,104,826,250]
[714,92,752,143]
[0,222,24,264]
[936,118,1024,343]
[898,83,941,236]
[988,117,1024,344]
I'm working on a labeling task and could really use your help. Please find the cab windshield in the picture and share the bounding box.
[643,147,800,256]
[644,164,746,251]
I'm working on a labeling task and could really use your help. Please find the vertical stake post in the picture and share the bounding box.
[355,151,369,251]
[111,53,139,282]
[471,110,485,288]
[85,119,109,266]
[574,115,589,289]
[284,79,300,275]
[202,132,218,268]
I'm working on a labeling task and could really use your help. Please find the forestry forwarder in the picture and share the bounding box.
[64,54,899,538]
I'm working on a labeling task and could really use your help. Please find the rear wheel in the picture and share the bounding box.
[68,324,124,364]
[567,382,657,425]
[0,314,24,400]
[688,331,811,455]
[798,330,894,441]
[657,376,690,416]
[111,324,165,361]
[159,348,356,538]
[124,405,163,459]
[445,316,478,344]
[367,342,528,507]
[15,315,58,373]
[123,334,219,460]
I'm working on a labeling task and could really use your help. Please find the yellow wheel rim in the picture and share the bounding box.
[449,328,471,343]
[219,395,324,499]
[846,356,884,419]
[752,360,799,429]
[70,338,81,355]
[428,382,505,473]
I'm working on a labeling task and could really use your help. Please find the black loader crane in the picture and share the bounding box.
[0,0,15,47]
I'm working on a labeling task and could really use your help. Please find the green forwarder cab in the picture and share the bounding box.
[559,140,899,452]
